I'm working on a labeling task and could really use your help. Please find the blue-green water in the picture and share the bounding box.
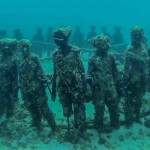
[0,0,150,41]
[1,0,150,150]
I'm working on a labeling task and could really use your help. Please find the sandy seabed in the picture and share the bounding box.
[1,59,150,150]
[0,97,150,150]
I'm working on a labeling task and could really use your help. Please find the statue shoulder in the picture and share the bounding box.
[70,45,81,53]
[29,53,41,64]
[126,45,134,52]
[108,52,115,59]
[52,49,61,58]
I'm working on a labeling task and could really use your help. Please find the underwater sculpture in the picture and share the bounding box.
[0,38,18,118]
[101,26,111,39]
[19,39,57,131]
[32,27,44,58]
[123,26,148,127]
[112,26,124,45]
[87,34,120,132]
[51,27,87,141]
[72,26,85,48]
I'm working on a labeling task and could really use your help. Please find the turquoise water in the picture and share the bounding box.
[0,0,150,40]
[1,0,150,149]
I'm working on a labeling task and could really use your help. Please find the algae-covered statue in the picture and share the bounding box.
[0,38,18,118]
[51,27,87,139]
[123,26,148,127]
[19,39,57,131]
[32,27,44,58]
[72,26,85,48]
[112,26,124,45]
[87,34,120,132]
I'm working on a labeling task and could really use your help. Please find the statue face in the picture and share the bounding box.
[0,45,13,56]
[20,46,29,58]
[54,38,68,48]
[131,34,143,47]
[131,27,144,47]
